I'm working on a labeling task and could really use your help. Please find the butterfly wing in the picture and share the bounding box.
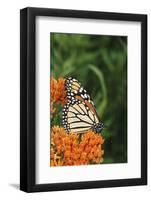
[65,77,100,119]
[62,101,98,133]
[62,77,101,133]
[65,77,90,103]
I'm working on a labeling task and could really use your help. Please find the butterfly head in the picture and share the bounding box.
[93,122,104,133]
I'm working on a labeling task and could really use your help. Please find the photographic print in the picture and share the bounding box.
[20,7,147,192]
[50,33,127,167]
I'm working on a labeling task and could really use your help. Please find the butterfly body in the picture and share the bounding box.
[62,77,104,134]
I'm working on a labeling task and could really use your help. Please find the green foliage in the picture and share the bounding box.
[51,33,127,163]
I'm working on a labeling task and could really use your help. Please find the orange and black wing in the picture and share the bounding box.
[62,77,100,133]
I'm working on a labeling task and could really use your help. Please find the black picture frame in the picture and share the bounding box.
[20,7,147,192]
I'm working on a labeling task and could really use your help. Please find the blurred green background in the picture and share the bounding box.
[50,33,127,164]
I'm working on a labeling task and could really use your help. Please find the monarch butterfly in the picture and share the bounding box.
[62,77,104,134]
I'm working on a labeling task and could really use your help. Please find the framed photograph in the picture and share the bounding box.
[20,7,147,192]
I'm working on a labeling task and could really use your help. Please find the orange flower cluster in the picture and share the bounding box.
[51,77,67,110]
[50,126,104,166]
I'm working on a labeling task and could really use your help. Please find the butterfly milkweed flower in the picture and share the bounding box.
[51,77,67,107]
[50,126,104,166]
